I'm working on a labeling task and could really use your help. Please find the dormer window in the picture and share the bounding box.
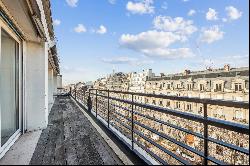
[235,83,243,92]
[200,84,205,91]
[187,83,193,90]
[167,84,171,89]
[215,83,223,92]
[177,83,182,89]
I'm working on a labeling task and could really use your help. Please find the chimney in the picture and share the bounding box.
[184,70,191,76]
[224,64,230,72]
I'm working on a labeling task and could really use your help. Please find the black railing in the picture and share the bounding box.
[70,88,249,165]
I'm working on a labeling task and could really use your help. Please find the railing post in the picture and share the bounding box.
[83,90,85,104]
[87,89,92,112]
[131,94,134,150]
[107,90,110,128]
[96,89,98,117]
[203,103,208,165]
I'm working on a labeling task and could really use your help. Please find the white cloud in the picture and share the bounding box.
[74,24,87,33]
[120,30,195,59]
[53,19,61,26]
[141,47,194,59]
[108,0,116,4]
[96,25,107,34]
[200,25,224,44]
[120,31,181,50]
[66,0,78,7]
[153,16,197,40]
[188,9,196,16]
[126,0,154,15]
[225,6,242,21]
[206,8,218,20]
[102,56,154,65]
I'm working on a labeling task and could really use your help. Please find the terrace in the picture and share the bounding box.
[0,88,249,165]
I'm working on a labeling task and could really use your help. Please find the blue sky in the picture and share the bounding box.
[51,0,249,85]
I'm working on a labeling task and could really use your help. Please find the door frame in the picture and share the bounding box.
[0,17,22,158]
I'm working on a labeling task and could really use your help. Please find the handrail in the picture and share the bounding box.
[71,88,249,165]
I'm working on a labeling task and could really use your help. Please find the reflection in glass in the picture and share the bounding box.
[0,29,19,146]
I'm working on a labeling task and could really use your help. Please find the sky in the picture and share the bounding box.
[51,0,249,85]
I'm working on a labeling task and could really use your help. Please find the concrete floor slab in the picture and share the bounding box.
[30,96,123,165]
[0,130,42,165]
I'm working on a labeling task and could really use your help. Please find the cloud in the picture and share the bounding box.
[74,24,87,33]
[96,25,107,34]
[102,56,154,65]
[120,30,195,59]
[188,9,196,16]
[153,16,197,39]
[206,8,218,20]
[108,0,116,4]
[119,15,198,59]
[126,0,154,15]
[200,25,224,44]
[53,19,61,26]
[225,6,242,21]
[66,0,78,7]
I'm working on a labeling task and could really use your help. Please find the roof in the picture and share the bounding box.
[148,67,249,81]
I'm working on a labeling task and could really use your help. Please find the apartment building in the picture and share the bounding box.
[0,0,60,158]
[145,65,249,124]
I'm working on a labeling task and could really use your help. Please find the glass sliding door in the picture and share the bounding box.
[0,29,19,146]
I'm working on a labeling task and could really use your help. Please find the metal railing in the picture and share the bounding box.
[70,88,249,165]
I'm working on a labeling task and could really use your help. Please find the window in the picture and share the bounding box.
[187,84,193,90]
[167,84,171,89]
[159,101,163,106]
[198,106,203,114]
[177,83,182,89]
[176,102,181,109]
[0,29,20,146]
[187,104,192,111]
[166,101,171,107]
[215,83,223,92]
[152,100,156,105]
[200,84,205,91]
[235,83,243,92]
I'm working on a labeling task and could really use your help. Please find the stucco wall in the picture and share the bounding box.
[24,41,48,131]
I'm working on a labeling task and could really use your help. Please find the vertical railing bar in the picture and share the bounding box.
[108,90,110,128]
[131,94,134,150]
[74,88,76,100]
[204,103,208,165]
[96,89,98,117]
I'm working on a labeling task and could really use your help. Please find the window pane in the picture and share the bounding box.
[0,29,19,146]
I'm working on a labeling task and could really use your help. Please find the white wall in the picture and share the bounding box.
[24,41,48,131]
[48,67,54,113]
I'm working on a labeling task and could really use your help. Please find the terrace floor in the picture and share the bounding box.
[30,96,124,165]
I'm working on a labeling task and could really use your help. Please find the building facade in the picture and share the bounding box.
[145,65,249,124]
[0,0,60,158]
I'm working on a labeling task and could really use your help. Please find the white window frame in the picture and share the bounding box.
[0,18,22,158]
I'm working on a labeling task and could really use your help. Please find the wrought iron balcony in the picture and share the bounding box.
[71,88,249,165]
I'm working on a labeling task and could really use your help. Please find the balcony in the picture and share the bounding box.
[0,95,144,165]
[0,89,248,165]
[71,88,249,165]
